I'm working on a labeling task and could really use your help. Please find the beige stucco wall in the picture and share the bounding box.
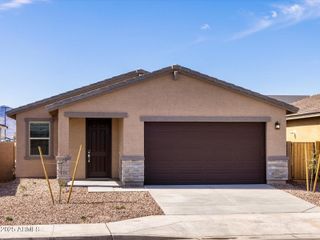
[60,74,287,161]
[287,117,320,142]
[111,119,120,179]
[15,106,57,178]
[118,118,124,179]
[69,118,86,179]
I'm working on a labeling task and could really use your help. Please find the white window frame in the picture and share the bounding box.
[29,121,51,157]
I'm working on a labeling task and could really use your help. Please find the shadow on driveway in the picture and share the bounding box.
[145,184,274,190]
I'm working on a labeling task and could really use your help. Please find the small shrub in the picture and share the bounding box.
[80,216,87,221]
[20,185,27,191]
[115,205,126,210]
[5,216,13,222]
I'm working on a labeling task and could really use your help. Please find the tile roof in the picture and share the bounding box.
[287,94,320,119]
[268,95,309,104]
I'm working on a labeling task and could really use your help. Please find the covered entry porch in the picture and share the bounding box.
[57,112,126,182]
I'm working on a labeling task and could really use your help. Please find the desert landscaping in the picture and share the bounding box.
[0,178,163,225]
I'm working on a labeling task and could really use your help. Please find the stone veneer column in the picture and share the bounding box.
[266,155,288,184]
[56,155,71,182]
[121,155,144,187]
[56,111,71,182]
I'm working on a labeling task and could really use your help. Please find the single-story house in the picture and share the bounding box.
[286,94,320,142]
[7,65,298,186]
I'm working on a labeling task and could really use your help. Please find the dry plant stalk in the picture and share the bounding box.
[67,145,82,204]
[38,146,55,204]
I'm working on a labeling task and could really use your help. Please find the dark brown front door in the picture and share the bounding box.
[86,118,112,178]
[145,122,266,185]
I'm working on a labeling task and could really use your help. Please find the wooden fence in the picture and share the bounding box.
[287,141,320,180]
[0,142,15,182]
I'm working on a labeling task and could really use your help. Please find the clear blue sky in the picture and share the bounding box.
[0,0,319,108]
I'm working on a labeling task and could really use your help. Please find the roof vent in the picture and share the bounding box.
[172,70,179,80]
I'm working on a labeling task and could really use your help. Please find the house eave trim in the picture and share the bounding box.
[64,111,128,118]
[140,116,271,122]
[287,112,320,120]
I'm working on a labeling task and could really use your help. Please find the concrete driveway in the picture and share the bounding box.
[146,184,320,215]
[4,185,320,239]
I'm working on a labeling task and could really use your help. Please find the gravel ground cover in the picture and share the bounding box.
[272,182,320,207]
[0,178,163,225]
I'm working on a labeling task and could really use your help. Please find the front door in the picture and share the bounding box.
[86,118,112,178]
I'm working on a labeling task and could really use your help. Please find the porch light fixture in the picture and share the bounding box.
[275,121,280,130]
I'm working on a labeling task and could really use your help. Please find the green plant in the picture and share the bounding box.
[5,216,13,222]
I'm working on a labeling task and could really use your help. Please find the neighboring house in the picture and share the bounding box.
[0,105,16,141]
[7,65,298,186]
[0,123,8,141]
[286,94,320,142]
[268,95,309,104]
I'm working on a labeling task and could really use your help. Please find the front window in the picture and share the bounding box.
[29,122,50,156]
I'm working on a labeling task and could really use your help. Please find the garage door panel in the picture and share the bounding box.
[144,122,266,184]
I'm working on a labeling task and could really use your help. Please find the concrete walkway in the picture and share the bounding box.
[146,184,320,215]
[2,213,320,239]
[67,180,121,187]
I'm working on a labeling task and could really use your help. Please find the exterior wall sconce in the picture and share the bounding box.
[275,121,281,130]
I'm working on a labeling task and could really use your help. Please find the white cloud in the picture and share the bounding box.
[200,23,211,30]
[232,18,272,40]
[232,0,320,40]
[0,0,34,11]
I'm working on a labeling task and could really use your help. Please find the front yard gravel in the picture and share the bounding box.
[0,178,163,225]
[272,182,320,207]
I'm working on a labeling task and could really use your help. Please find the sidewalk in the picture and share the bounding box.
[2,212,320,239]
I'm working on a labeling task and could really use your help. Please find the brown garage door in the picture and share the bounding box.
[144,122,266,184]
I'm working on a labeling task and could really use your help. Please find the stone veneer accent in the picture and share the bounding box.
[56,155,71,182]
[267,156,288,183]
[121,155,144,187]
[119,155,289,186]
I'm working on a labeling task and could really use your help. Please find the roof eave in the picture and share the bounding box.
[173,65,299,114]
[6,69,148,118]
[46,65,299,114]
[46,67,172,112]
[287,112,320,120]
